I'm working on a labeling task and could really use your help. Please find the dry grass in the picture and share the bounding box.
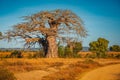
[0,51,120,80]
[1,51,120,58]
[78,51,120,58]
[0,51,37,58]
[0,58,85,73]
[42,59,101,80]
[0,58,120,80]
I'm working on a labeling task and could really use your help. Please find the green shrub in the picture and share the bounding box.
[58,46,65,58]
[100,52,107,58]
[58,46,72,58]
[58,46,81,58]
[110,45,120,52]
[73,42,82,54]
[89,38,109,58]
[64,46,72,56]
[0,68,16,80]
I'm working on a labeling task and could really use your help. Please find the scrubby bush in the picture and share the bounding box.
[0,68,16,80]
[10,50,23,58]
[110,45,120,52]
[64,46,81,58]
[58,46,65,58]
[64,46,73,57]
[58,42,82,58]
[58,46,72,58]
[73,42,82,54]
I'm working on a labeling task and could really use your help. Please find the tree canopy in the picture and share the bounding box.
[3,9,87,58]
[89,38,109,57]
[4,10,87,41]
[110,45,120,52]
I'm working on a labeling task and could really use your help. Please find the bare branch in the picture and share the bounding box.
[3,9,87,49]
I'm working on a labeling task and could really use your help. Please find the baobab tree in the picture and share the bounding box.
[3,9,87,58]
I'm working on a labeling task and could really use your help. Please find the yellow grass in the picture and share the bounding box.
[0,58,100,80]
[0,58,83,72]
[0,51,36,58]
[1,51,120,58]
[0,51,120,80]
[78,51,120,58]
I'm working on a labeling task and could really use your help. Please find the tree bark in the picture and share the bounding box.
[46,36,58,58]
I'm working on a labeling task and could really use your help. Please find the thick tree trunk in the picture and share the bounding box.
[46,36,58,58]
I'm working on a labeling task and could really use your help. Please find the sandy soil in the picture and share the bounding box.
[80,64,120,80]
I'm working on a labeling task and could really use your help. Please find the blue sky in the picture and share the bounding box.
[0,0,120,48]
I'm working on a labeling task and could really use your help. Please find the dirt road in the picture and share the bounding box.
[80,64,120,80]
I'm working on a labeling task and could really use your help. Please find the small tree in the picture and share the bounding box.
[89,38,109,58]
[110,45,120,52]
[58,46,65,58]
[73,42,82,54]
[63,42,82,58]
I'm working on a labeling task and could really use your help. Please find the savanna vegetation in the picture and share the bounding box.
[0,9,120,80]
[0,68,16,80]
[0,39,120,80]
[0,58,120,80]
[89,38,109,58]
[110,45,120,52]
[0,37,120,59]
